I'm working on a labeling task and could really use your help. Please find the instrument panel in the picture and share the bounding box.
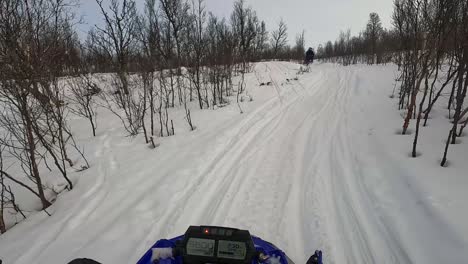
[179,226,256,264]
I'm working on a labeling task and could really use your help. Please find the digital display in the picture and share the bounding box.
[186,238,215,257]
[217,240,247,260]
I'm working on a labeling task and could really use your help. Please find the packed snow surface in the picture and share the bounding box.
[1,62,467,264]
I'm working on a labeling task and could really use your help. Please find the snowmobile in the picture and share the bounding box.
[304,48,315,66]
[69,226,323,264]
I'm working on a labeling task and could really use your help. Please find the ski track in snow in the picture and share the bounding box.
[0,62,466,264]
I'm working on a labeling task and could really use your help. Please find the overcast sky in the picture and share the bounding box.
[76,0,394,49]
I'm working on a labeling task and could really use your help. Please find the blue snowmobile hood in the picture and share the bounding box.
[137,234,292,264]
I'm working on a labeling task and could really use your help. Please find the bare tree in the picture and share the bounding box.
[0,97,51,209]
[0,145,6,234]
[253,21,269,61]
[91,0,143,136]
[187,0,207,109]
[160,0,189,103]
[94,0,137,95]
[67,70,100,137]
[135,0,162,147]
[205,14,236,108]
[0,0,82,207]
[365,13,383,64]
[270,19,288,59]
[159,0,196,130]
[231,0,258,72]
[411,0,460,157]
[294,30,306,61]
[0,143,29,233]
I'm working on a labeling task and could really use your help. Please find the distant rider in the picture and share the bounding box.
[305,48,315,65]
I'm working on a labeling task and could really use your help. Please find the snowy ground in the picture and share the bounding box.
[1,62,467,264]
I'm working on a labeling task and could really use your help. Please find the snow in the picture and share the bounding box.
[1,62,468,264]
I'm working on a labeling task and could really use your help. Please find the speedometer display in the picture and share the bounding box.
[186,238,215,257]
[181,226,255,264]
[217,240,247,260]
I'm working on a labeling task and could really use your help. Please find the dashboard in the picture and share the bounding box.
[177,226,256,264]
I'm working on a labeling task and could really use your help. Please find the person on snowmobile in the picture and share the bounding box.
[304,48,315,65]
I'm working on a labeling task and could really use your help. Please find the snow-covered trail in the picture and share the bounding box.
[1,62,467,264]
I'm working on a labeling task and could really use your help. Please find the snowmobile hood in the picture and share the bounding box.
[136,227,292,264]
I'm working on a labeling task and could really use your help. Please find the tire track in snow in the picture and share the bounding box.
[15,132,115,264]
[167,64,312,224]
[317,68,412,264]
[139,65,311,245]
[206,70,329,227]
[326,70,377,263]
[151,63,326,243]
[287,68,354,264]
[186,65,340,264]
[186,66,338,264]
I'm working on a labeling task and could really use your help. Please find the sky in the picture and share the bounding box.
[76,0,394,49]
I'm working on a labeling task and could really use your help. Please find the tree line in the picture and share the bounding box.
[316,0,468,167]
[316,12,398,65]
[0,0,307,234]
